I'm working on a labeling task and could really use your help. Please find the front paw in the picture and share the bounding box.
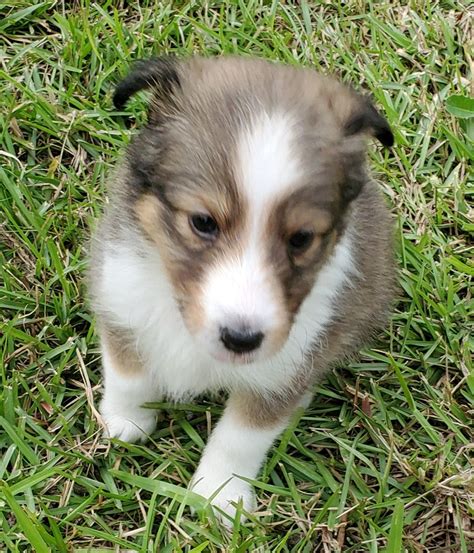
[100,405,156,443]
[191,470,256,525]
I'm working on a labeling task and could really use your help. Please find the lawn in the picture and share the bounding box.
[0,1,472,551]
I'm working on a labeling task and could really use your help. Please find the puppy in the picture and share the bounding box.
[89,56,396,522]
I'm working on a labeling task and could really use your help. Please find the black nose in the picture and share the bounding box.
[220,327,264,354]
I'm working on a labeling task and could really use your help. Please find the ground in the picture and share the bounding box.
[0,1,472,552]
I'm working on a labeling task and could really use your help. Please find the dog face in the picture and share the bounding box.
[115,57,392,364]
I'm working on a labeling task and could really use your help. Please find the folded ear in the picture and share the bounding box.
[344,96,394,147]
[113,57,181,118]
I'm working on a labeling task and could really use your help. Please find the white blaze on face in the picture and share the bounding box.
[200,111,302,359]
[238,111,302,225]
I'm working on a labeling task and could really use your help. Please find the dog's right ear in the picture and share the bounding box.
[113,57,181,120]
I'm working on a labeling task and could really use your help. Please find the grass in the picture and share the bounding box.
[0,0,472,551]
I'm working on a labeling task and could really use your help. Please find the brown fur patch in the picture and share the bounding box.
[263,187,343,321]
[303,182,397,383]
[134,193,162,246]
[227,387,306,429]
[101,323,144,376]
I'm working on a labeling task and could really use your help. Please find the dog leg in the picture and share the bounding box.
[191,390,307,524]
[99,326,158,443]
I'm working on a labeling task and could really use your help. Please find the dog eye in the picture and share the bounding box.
[288,230,314,253]
[189,213,219,239]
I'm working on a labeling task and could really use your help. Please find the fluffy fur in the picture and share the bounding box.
[89,56,396,524]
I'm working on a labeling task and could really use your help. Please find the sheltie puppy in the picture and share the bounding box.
[89,56,396,522]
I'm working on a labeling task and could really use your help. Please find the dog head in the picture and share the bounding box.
[114,56,393,364]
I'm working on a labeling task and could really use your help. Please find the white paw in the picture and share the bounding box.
[191,472,256,525]
[101,408,156,443]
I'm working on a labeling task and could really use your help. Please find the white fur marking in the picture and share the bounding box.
[238,111,302,216]
[199,245,280,361]
[191,407,285,523]
[198,113,303,357]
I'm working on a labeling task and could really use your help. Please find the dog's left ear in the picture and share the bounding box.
[344,96,394,147]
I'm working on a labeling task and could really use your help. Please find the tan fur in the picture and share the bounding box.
[101,324,144,376]
[227,387,307,428]
[134,193,162,246]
